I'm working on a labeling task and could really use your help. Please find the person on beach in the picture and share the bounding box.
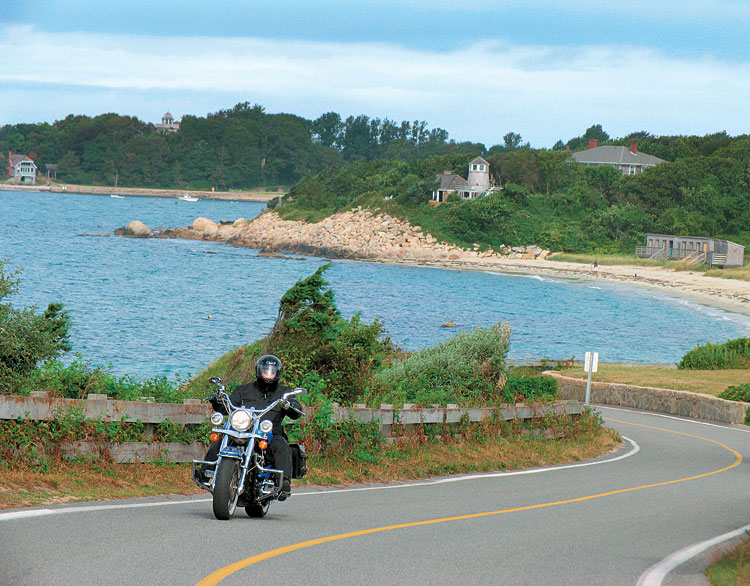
[593,259,599,275]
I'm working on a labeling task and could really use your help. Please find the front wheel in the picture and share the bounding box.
[213,459,241,520]
[245,501,270,518]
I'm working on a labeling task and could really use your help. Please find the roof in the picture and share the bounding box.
[436,173,469,190]
[469,156,489,166]
[162,111,174,119]
[10,154,35,166]
[571,146,665,167]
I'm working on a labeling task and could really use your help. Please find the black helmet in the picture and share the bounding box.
[255,355,282,390]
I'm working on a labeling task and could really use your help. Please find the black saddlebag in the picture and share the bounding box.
[290,443,308,479]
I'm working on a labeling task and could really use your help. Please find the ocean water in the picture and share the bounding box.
[2,189,749,379]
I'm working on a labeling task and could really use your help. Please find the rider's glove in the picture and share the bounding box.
[207,393,222,411]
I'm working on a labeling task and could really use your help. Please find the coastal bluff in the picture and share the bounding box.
[134,209,551,265]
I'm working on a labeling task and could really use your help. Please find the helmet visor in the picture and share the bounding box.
[260,362,278,380]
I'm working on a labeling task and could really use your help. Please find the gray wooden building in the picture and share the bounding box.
[636,234,745,267]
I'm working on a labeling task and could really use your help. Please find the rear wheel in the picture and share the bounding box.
[212,459,240,520]
[245,501,270,518]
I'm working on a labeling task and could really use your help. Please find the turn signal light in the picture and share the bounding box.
[210,432,220,443]
[258,440,268,450]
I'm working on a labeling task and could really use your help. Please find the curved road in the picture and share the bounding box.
[2,406,748,585]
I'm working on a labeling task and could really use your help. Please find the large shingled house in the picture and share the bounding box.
[571,140,665,175]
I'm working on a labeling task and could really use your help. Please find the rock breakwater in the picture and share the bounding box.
[147,209,551,266]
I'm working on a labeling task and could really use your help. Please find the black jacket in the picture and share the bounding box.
[213,381,303,435]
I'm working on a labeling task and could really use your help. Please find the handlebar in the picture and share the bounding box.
[208,377,305,417]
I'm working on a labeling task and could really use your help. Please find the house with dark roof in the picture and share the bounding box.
[431,156,493,204]
[571,140,665,175]
[6,153,37,184]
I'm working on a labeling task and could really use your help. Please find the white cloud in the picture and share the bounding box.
[1,25,749,146]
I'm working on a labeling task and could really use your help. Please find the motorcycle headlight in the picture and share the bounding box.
[210,412,224,426]
[259,420,273,434]
[230,409,252,432]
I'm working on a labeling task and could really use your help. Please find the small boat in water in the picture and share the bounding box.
[110,194,124,198]
[178,194,200,202]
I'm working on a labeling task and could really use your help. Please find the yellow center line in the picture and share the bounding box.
[196,418,742,586]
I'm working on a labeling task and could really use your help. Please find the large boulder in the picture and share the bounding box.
[115,220,150,238]
[191,217,218,233]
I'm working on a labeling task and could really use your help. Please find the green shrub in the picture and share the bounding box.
[501,375,558,404]
[718,383,750,403]
[0,260,71,394]
[19,357,186,402]
[371,323,511,406]
[678,338,750,370]
[285,372,384,462]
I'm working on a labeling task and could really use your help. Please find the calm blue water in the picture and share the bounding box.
[2,189,749,379]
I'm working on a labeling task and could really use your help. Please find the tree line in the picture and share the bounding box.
[0,102,484,190]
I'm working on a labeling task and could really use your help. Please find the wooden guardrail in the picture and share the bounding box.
[0,392,207,424]
[0,393,584,462]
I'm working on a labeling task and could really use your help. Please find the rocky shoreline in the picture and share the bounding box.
[116,209,750,315]
[137,208,552,264]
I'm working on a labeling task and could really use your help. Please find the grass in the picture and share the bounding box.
[559,364,750,396]
[0,414,619,509]
[0,459,199,509]
[549,253,750,282]
[706,534,750,585]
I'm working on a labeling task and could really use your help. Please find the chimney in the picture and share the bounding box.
[565,145,571,151]
[588,139,598,149]
[630,142,638,155]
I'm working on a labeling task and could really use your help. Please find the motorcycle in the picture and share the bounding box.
[191,377,307,520]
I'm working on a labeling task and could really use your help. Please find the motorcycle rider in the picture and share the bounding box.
[206,354,303,501]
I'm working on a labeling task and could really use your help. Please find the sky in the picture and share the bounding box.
[1,0,749,148]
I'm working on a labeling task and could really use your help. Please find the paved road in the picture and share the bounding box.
[2,406,748,585]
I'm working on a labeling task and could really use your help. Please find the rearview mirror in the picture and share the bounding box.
[209,376,223,385]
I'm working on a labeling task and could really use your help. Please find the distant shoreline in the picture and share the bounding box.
[0,182,280,202]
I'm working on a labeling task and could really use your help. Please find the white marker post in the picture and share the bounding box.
[584,351,598,406]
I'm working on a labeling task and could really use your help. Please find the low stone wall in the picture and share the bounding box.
[49,184,277,201]
[546,372,749,425]
[0,182,278,201]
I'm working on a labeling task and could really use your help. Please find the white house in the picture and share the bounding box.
[431,156,492,203]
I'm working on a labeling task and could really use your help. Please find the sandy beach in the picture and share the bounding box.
[447,256,750,315]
